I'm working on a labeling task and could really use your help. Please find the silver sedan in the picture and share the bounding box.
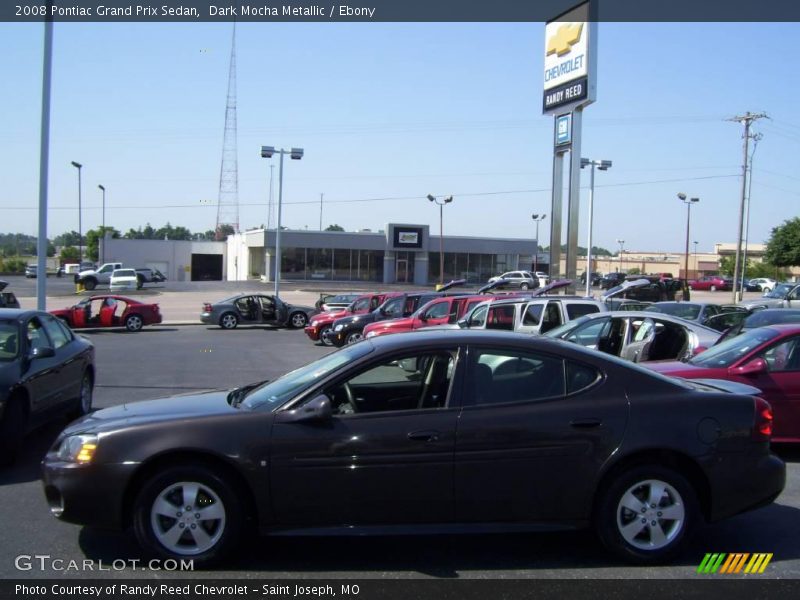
[200,293,317,330]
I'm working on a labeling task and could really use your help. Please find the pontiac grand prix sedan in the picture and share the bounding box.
[42,331,784,566]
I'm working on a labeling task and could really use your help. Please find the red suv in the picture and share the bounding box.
[304,293,389,345]
[688,276,733,292]
[363,295,491,339]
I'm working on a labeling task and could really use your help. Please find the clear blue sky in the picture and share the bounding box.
[1,21,798,254]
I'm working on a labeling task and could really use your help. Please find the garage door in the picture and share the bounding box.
[191,254,223,281]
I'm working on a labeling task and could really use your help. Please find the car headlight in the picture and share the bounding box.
[57,434,99,464]
[365,331,377,338]
[334,324,344,331]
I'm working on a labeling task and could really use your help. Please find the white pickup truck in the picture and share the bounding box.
[75,263,166,290]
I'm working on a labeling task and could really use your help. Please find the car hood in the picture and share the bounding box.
[738,298,783,309]
[310,309,348,324]
[0,280,7,292]
[368,317,414,331]
[334,312,379,327]
[62,389,242,435]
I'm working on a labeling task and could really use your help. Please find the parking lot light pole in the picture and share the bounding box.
[678,193,699,301]
[616,239,625,272]
[98,184,106,263]
[261,146,303,298]
[580,158,612,297]
[71,161,82,261]
[531,213,547,275]
[427,194,453,286]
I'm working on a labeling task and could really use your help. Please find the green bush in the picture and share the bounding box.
[0,258,27,273]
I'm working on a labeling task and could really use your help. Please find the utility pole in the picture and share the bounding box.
[728,111,767,303]
[740,133,762,294]
[319,193,323,231]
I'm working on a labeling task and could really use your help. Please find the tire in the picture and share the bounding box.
[595,465,698,564]
[318,325,333,346]
[520,283,530,290]
[289,311,308,329]
[71,371,93,418]
[219,313,238,330]
[345,331,363,345]
[763,287,772,293]
[132,465,243,566]
[83,278,97,291]
[0,394,27,466]
[125,314,144,332]
[136,276,145,290]
[710,285,717,292]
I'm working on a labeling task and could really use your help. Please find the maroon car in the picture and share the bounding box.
[647,324,800,443]
[363,294,492,339]
[51,295,162,332]
[304,293,390,345]
[688,276,732,292]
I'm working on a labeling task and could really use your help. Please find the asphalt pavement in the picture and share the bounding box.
[0,326,798,580]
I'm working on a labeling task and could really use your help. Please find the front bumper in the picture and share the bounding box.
[304,325,320,341]
[41,459,139,529]
[110,283,136,292]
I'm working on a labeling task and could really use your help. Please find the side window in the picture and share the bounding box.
[426,302,450,319]
[467,305,488,328]
[540,301,563,333]
[565,319,607,347]
[762,337,800,372]
[26,318,51,352]
[523,303,544,326]
[466,347,565,406]
[326,350,457,415]
[566,303,600,320]
[351,297,369,312]
[486,305,515,330]
[55,317,75,342]
[41,315,70,350]
[566,361,601,394]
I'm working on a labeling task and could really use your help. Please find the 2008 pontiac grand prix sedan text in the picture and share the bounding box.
[41,330,785,566]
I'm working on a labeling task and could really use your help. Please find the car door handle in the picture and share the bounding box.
[570,419,602,428]
[408,430,440,442]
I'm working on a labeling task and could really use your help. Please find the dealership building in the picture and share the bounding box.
[104,224,542,285]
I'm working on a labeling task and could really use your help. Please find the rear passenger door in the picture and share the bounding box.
[454,345,628,523]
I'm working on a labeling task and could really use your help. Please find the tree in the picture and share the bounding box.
[215,224,235,241]
[53,231,82,247]
[60,246,80,263]
[86,227,121,262]
[325,224,345,232]
[765,217,800,268]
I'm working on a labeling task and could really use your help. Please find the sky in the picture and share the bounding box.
[1,21,799,255]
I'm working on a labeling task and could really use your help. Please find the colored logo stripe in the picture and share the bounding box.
[697,553,773,574]
[698,553,726,574]
[745,553,773,574]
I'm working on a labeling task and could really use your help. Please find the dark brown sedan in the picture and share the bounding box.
[42,331,784,566]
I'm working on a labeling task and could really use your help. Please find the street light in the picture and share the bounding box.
[616,239,625,272]
[71,161,82,261]
[678,193,700,301]
[580,158,612,297]
[260,146,303,298]
[531,213,547,275]
[428,194,453,286]
[97,184,106,263]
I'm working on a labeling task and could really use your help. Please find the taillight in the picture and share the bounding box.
[203,303,212,312]
[753,397,773,441]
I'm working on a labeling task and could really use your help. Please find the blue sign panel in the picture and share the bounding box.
[555,113,572,146]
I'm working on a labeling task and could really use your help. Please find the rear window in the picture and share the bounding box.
[566,303,601,320]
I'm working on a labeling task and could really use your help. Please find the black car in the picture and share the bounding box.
[580,272,603,286]
[0,280,20,309]
[600,272,626,290]
[330,292,441,346]
[42,331,784,567]
[0,309,95,462]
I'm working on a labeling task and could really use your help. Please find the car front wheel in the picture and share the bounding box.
[133,465,243,566]
[345,331,363,345]
[520,283,530,290]
[595,465,697,564]
[319,325,333,346]
[289,312,308,329]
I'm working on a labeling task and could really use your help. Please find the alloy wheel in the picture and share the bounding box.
[126,315,143,332]
[150,481,226,556]
[615,478,685,551]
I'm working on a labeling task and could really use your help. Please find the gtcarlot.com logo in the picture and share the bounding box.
[697,553,773,574]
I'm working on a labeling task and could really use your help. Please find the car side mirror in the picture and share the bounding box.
[457,318,468,328]
[729,357,767,377]
[275,394,332,424]
[419,313,428,322]
[30,346,55,360]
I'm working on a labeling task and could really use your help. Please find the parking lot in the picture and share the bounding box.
[1,320,799,580]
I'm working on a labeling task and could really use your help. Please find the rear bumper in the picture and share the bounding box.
[200,312,215,324]
[706,451,786,522]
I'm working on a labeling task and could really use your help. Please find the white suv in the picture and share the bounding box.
[458,296,607,335]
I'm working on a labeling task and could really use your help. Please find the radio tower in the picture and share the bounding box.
[215,23,239,239]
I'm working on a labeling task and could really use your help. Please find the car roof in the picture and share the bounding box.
[0,308,46,320]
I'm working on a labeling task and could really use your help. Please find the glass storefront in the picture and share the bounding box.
[428,252,518,284]
[280,247,384,282]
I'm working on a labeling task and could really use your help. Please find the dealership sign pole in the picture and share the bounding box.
[543,1,597,287]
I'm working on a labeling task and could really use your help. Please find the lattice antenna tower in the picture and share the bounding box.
[215,23,239,238]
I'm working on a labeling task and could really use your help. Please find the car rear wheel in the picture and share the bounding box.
[345,331,363,345]
[595,465,697,564]
[319,325,333,346]
[83,278,97,291]
[289,311,308,329]
[219,313,238,330]
[520,283,530,290]
[125,314,144,332]
[133,465,243,566]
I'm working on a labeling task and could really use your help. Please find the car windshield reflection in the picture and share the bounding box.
[688,328,779,368]
[764,284,792,299]
[242,342,374,410]
[0,321,19,361]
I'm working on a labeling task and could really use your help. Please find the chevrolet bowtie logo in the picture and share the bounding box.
[547,23,583,57]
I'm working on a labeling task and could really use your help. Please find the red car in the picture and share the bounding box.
[363,294,492,339]
[304,293,390,345]
[51,295,162,332]
[688,276,733,292]
[647,324,800,443]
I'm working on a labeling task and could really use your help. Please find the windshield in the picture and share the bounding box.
[743,309,800,329]
[645,303,701,320]
[765,283,793,299]
[242,342,374,410]
[688,327,779,368]
[375,296,404,317]
[0,321,19,361]
[544,315,590,338]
